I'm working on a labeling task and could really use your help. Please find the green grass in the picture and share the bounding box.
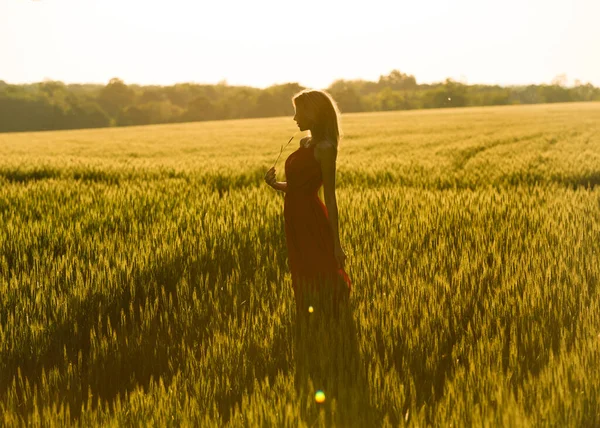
[1,102,599,426]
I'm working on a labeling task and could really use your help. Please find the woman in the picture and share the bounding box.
[264,89,352,320]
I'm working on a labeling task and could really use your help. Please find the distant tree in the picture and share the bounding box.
[38,80,67,96]
[98,78,135,119]
[375,87,406,111]
[220,87,259,119]
[538,84,573,103]
[255,82,304,117]
[120,100,183,126]
[165,83,197,108]
[423,79,467,108]
[182,94,215,122]
[378,70,418,91]
[66,83,105,96]
[1,73,599,133]
[139,87,167,104]
[327,79,363,112]
[467,85,510,106]
[255,91,277,117]
[66,98,111,129]
[572,82,599,101]
[0,92,55,131]
[37,81,72,121]
[118,105,149,126]
[351,79,380,97]
[515,85,541,104]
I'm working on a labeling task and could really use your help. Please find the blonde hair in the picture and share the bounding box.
[292,89,343,151]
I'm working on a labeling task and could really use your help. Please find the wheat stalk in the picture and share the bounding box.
[272,133,297,168]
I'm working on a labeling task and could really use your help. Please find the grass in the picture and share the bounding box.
[0,102,599,426]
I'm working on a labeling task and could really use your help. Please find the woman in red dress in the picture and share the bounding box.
[264,89,352,320]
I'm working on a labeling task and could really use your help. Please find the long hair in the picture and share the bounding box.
[292,89,343,151]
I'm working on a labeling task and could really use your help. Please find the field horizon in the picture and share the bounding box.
[3,100,599,135]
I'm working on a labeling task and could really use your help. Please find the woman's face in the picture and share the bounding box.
[293,104,311,131]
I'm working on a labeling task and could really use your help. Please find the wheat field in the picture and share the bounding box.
[1,102,599,427]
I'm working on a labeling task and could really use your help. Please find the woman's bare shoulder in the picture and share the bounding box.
[315,139,335,149]
[314,139,337,162]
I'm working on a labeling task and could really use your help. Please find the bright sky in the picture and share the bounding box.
[1,0,599,89]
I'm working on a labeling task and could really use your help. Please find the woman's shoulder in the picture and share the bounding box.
[299,136,312,147]
[315,139,335,149]
[300,136,336,149]
[313,139,337,163]
[313,138,336,153]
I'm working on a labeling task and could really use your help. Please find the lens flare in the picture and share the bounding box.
[315,390,325,403]
[308,306,314,313]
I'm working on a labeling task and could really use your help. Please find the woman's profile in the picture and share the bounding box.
[264,89,352,321]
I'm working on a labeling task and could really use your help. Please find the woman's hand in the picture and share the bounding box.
[264,167,276,187]
[334,245,347,270]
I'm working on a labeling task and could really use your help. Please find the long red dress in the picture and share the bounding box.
[284,143,352,316]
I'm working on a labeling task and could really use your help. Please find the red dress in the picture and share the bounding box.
[284,143,352,315]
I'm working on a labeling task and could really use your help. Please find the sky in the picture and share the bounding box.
[1,0,599,89]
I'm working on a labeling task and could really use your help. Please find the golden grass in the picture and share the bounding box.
[1,102,599,426]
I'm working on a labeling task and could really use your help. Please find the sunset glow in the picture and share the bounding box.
[1,0,599,88]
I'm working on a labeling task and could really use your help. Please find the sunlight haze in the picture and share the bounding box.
[1,0,599,88]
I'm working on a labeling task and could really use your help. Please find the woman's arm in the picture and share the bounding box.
[317,143,348,268]
[271,181,288,193]
[316,143,341,248]
[264,167,286,192]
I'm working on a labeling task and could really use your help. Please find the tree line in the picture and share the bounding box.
[1,70,599,133]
